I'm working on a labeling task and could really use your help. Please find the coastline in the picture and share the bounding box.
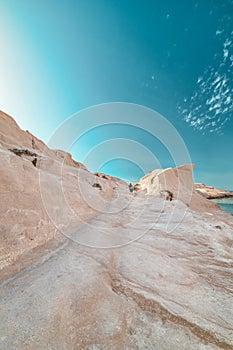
[195,183,233,200]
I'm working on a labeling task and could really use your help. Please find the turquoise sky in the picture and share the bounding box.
[0,0,232,188]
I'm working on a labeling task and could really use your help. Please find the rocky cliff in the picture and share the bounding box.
[135,164,195,203]
[0,110,122,269]
[0,111,233,350]
[195,183,233,199]
[134,164,220,212]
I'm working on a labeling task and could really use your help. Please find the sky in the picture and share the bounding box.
[0,0,232,188]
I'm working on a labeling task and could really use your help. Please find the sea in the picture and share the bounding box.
[213,196,233,215]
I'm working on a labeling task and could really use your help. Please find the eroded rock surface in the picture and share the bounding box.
[195,183,233,199]
[135,164,195,205]
[0,111,233,350]
[0,110,119,269]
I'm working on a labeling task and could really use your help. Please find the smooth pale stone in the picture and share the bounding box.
[0,110,233,350]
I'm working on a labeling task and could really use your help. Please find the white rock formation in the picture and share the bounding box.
[136,164,195,205]
[0,110,122,269]
[0,111,233,350]
[195,183,233,199]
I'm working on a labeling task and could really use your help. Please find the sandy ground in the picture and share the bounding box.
[0,185,233,350]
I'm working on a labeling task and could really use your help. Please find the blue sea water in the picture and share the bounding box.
[213,197,233,215]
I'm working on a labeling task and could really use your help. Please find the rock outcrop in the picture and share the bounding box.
[134,164,222,214]
[195,183,233,199]
[0,110,120,269]
[1,110,233,350]
[135,164,195,205]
